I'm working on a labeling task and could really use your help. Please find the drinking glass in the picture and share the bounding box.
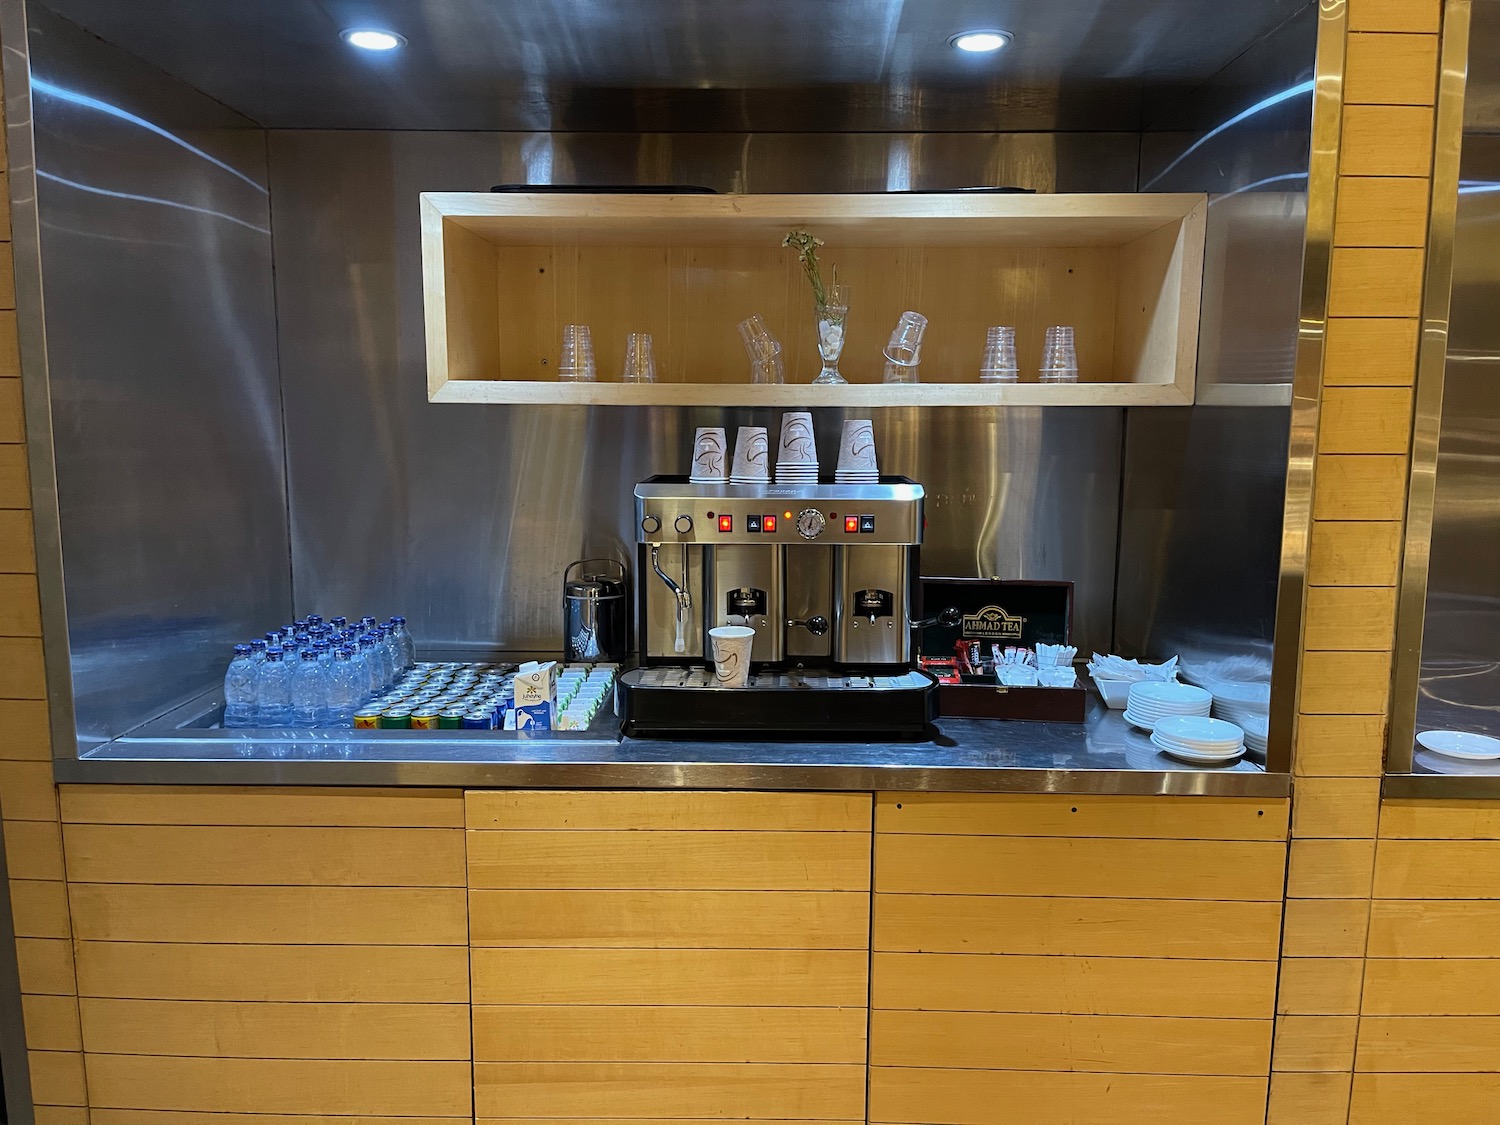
[622,332,656,383]
[979,326,1019,383]
[737,315,785,384]
[812,284,850,386]
[558,324,596,382]
[1039,325,1079,383]
[882,310,927,384]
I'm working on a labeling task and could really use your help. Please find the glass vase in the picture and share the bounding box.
[812,284,849,385]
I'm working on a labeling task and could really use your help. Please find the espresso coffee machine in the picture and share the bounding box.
[619,475,939,737]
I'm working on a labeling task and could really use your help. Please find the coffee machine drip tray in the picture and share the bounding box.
[619,667,936,740]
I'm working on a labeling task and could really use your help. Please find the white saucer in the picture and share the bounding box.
[1123,708,1158,732]
[1416,730,1500,760]
[1154,741,1245,766]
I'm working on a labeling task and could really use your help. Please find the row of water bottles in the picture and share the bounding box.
[223,615,417,728]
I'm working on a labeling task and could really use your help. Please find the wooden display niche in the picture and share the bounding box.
[420,192,1208,407]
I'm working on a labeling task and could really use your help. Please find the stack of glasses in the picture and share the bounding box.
[737,315,785,384]
[775,412,819,483]
[1039,325,1079,383]
[979,326,1019,383]
[558,324,596,382]
[881,311,927,385]
[621,332,656,383]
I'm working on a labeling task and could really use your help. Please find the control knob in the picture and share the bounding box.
[795,509,827,540]
[674,514,694,534]
[641,514,662,535]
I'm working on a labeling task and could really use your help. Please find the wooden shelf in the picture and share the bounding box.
[431,380,1195,408]
[421,192,1208,407]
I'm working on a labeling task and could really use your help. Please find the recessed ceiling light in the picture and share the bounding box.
[949,30,1011,53]
[340,28,406,51]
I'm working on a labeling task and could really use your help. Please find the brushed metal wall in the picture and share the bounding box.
[1113,3,1313,674]
[265,129,1135,657]
[28,7,290,748]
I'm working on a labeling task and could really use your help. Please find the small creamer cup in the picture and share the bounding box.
[731,426,770,481]
[777,411,817,465]
[837,419,878,475]
[690,428,728,481]
[709,625,755,688]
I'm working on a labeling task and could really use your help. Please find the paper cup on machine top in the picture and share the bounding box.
[836,419,878,478]
[690,427,728,482]
[730,426,770,483]
[776,412,818,466]
[709,625,755,688]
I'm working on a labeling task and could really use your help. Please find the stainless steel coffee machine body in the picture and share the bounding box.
[635,476,925,670]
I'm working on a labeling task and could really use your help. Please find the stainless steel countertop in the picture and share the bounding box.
[56,689,1287,796]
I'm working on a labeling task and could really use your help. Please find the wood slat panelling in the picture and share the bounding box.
[1271,1014,1359,1072]
[1368,899,1500,957]
[75,941,473,1003]
[68,884,469,944]
[1268,1071,1355,1125]
[466,789,871,831]
[1294,714,1387,777]
[1362,959,1500,1015]
[869,1010,1271,1075]
[1281,899,1372,958]
[0,376,23,445]
[0,509,35,574]
[1322,318,1420,387]
[474,1121,857,1125]
[1308,521,1403,586]
[0,758,59,820]
[1340,105,1435,177]
[1327,248,1426,317]
[473,1005,866,1063]
[1374,839,1500,897]
[1345,32,1441,105]
[469,888,869,948]
[62,824,465,886]
[471,947,868,1007]
[30,1050,87,1106]
[85,1055,473,1116]
[874,834,1285,900]
[1298,650,1393,715]
[92,1116,468,1125]
[867,1067,1268,1125]
[1316,387,1415,455]
[1311,454,1409,520]
[1380,800,1500,838]
[9,878,72,937]
[59,785,465,827]
[872,793,1287,839]
[1350,1074,1500,1125]
[16,937,76,995]
[33,1110,89,1125]
[21,994,83,1051]
[1277,958,1365,1015]
[4,818,66,879]
[1333,179,1431,247]
[1348,0,1442,33]
[0,571,40,634]
[1303,586,1400,650]
[465,828,869,891]
[1287,838,1377,898]
[78,999,471,1060]
[473,1062,867,1120]
[1290,777,1383,838]
[871,952,1277,1017]
[874,894,1282,959]
[1358,1016,1500,1071]
[0,443,31,509]
[0,634,46,698]
[0,697,50,758]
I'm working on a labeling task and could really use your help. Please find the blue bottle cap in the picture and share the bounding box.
[233,643,251,655]
[250,639,266,650]
[267,647,285,659]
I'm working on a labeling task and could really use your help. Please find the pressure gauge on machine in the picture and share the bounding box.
[795,508,827,540]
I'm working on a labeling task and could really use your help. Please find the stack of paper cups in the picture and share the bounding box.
[690,428,728,483]
[835,419,878,483]
[775,412,818,483]
[730,426,770,484]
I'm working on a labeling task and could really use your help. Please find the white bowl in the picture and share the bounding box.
[1092,675,1134,709]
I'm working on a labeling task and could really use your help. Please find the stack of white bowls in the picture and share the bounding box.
[1151,715,1246,764]
[1124,681,1212,731]
[1211,681,1270,755]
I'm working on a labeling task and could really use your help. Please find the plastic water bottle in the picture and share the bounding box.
[329,647,360,724]
[389,616,416,670]
[290,649,322,727]
[377,625,399,683]
[223,644,257,728]
[358,635,381,696]
[257,647,292,725]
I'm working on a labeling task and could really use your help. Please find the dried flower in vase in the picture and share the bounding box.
[783,229,838,307]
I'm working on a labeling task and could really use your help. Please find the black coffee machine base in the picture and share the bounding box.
[619,667,937,740]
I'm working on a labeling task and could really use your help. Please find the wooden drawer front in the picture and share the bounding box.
[65,787,471,1120]
[467,790,871,1122]
[870,793,1284,1125]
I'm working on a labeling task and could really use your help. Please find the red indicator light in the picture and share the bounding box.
[763,515,777,532]
[718,515,733,532]
[845,516,860,533]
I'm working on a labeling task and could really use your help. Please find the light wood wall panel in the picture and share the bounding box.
[872,793,1285,1125]
[63,787,472,1121]
[467,790,871,1122]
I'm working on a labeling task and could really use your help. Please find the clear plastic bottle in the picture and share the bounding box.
[328,647,360,725]
[223,644,257,728]
[313,642,336,725]
[257,647,293,726]
[291,649,322,727]
[358,635,382,696]
[389,616,416,671]
[377,625,400,683]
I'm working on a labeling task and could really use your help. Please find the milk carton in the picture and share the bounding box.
[514,661,557,730]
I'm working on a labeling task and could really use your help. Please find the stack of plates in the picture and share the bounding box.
[1123,681,1212,731]
[1238,714,1268,755]
[775,461,819,484]
[1210,681,1269,755]
[1151,715,1246,764]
